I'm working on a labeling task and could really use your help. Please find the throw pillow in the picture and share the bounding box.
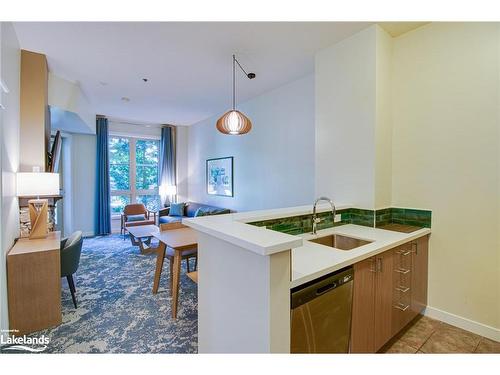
[169,202,185,217]
[127,214,146,222]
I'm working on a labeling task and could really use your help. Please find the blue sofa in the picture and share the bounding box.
[158,202,231,224]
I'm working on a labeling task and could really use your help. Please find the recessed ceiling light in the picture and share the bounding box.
[121,97,130,102]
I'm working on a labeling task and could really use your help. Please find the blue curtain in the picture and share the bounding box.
[95,117,111,235]
[159,126,176,206]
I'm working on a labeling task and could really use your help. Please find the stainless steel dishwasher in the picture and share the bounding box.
[291,266,354,353]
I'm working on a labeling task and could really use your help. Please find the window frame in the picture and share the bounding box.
[109,135,160,218]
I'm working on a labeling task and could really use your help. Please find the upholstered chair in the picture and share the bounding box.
[121,203,157,236]
[60,231,83,308]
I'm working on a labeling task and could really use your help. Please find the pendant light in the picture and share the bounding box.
[216,54,256,135]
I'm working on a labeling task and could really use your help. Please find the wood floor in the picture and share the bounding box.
[380,315,500,353]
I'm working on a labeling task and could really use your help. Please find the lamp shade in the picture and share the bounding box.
[164,185,177,195]
[216,110,252,135]
[159,184,177,196]
[16,172,60,197]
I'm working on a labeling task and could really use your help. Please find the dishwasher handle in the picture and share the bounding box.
[291,266,354,309]
[316,282,338,296]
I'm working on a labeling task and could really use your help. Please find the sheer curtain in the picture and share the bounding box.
[159,126,176,206]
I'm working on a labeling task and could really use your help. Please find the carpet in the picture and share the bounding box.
[23,234,198,353]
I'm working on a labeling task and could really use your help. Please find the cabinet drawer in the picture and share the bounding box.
[391,245,413,335]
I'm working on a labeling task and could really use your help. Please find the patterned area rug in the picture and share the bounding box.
[26,234,198,353]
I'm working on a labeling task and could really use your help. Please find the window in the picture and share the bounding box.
[109,136,161,216]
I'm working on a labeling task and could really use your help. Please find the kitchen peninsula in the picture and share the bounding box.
[184,203,431,353]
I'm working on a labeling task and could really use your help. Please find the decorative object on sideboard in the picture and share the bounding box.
[206,157,234,197]
[17,170,60,240]
[216,54,255,135]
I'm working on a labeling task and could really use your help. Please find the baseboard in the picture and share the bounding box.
[424,306,500,342]
[82,231,95,238]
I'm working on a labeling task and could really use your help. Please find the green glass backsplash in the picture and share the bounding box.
[376,207,432,228]
[249,208,375,235]
[249,209,347,235]
[249,207,431,235]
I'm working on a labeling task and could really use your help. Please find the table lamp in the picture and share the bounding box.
[160,184,177,204]
[16,172,60,239]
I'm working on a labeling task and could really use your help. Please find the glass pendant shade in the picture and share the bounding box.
[216,109,252,135]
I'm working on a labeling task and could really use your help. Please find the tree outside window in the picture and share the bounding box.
[109,136,160,216]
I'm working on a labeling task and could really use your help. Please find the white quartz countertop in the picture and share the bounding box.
[183,204,430,288]
[183,203,351,256]
[291,224,430,288]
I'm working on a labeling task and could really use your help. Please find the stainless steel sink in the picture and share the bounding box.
[308,234,372,250]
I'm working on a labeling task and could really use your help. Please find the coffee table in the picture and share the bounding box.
[127,224,159,254]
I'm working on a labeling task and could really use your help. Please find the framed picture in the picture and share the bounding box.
[206,157,234,197]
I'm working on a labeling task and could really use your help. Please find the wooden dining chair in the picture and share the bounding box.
[159,222,198,290]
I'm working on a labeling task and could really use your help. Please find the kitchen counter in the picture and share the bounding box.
[291,224,430,288]
[186,204,431,353]
[183,203,351,256]
[184,204,430,288]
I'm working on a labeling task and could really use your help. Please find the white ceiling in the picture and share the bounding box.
[13,22,378,125]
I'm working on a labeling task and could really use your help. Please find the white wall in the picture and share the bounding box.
[49,73,94,134]
[187,74,315,212]
[65,134,97,237]
[315,26,377,208]
[374,27,393,209]
[0,22,20,334]
[391,23,499,330]
[108,120,161,139]
[176,125,189,203]
[61,134,73,237]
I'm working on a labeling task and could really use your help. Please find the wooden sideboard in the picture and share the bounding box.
[7,231,62,335]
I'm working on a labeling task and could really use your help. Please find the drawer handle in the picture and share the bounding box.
[377,257,383,273]
[394,303,410,311]
[395,268,410,274]
[369,258,376,273]
[412,241,419,255]
[395,285,410,293]
[396,250,411,256]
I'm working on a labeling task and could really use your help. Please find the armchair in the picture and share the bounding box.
[61,231,83,308]
[121,203,157,235]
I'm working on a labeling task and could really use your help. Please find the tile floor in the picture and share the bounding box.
[380,315,500,354]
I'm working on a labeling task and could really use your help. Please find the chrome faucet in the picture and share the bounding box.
[312,196,336,235]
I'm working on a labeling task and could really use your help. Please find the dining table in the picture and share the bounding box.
[151,227,198,319]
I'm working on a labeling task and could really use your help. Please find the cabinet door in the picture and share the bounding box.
[411,235,429,316]
[391,242,414,336]
[374,250,394,351]
[350,257,376,353]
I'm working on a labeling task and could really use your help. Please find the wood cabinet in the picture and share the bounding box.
[350,257,376,353]
[7,232,62,335]
[391,242,414,335]
[351,251,394,353]
[411,235,429,316]
[373,250,394,350]
[351,235,430,353]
